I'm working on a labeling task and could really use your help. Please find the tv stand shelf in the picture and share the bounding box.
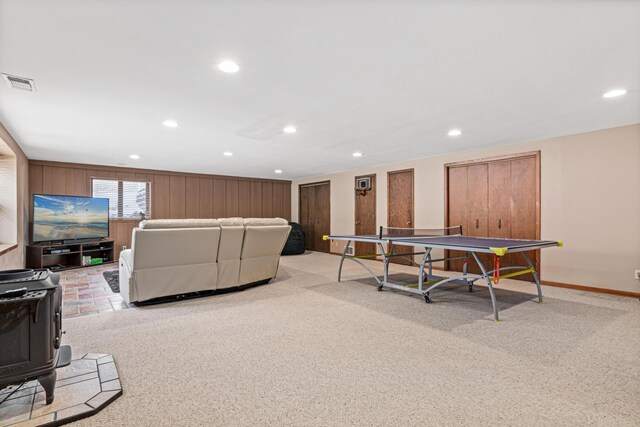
[27,240,115,272]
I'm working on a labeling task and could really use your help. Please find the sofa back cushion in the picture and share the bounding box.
[216,225,245,289]
[132,227,221,270]
[243,218,289,226]
[139,219,221,229]
[217,217,244,226]
[239,225,291,285]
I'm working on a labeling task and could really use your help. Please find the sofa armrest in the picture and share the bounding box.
[119,249,134,304]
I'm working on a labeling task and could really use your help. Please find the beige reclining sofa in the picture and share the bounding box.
[118,218,291,304]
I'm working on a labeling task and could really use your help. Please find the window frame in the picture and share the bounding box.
[91,177,152,220]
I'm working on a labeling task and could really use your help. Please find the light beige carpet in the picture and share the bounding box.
[65,252,639,426]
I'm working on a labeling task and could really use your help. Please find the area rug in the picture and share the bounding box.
[102,270,119,293]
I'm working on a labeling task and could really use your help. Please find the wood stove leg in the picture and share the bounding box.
[38,370,57,404]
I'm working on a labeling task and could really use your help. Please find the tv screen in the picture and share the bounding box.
[33,195,109,243]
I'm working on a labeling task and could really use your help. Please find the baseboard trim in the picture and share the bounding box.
[328,251,640,299]
[541,280,640,299]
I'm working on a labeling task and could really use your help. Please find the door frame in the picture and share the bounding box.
[387,168,415,229]
[354,173,376,256]
[298,180,331,252]
[443,151,541,270]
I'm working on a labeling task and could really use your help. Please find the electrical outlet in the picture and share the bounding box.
[635,270,640,280]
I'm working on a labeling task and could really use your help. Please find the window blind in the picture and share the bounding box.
[92,178,151,219]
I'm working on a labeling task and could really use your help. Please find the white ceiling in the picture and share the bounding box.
[0,0,638,180]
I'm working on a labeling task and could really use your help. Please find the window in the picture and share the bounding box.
[92,178,151,219]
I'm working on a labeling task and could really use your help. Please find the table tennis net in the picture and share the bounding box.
[379,225,462,240]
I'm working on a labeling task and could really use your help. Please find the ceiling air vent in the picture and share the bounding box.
[2,74,36,92]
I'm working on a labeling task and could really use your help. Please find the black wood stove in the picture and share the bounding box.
[0,269,71,404]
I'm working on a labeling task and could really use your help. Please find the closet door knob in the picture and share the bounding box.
[475,219,479,229]
[498,219,502,229]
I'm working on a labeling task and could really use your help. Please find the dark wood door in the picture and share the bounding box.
[355,174,377,256]
[447,166,469,272]
[509,157,538,279]
[466,164,490,274]
[299,182,330,253]
[387,169,414,265]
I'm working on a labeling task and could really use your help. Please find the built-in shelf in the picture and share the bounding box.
[43,251,82,256]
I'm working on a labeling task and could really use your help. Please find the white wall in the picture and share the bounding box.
[0,123,29,270]
[0,155,17,245]
[292,124,640,294]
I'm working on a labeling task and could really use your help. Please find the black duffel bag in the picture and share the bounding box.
[281,222,306,255]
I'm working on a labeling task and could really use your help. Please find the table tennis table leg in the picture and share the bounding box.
[418,248,433,292]
[463,252,472,292]
[522,251,543,303]
[472,252,499,322]
[337,240,352,282]
[377,242,388,291]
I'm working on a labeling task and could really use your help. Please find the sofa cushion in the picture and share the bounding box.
[132,227,221,269]
[217,217,245,226]
[243,218,289,226]
[139,218,220,229]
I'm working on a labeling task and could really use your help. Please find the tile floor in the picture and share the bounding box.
[0,353,122,426]
[60,264,129,318]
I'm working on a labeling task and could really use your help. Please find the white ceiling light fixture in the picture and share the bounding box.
[218,61,240,73]
[448,129,462,137]
[162,120,178,128]
[274,169,283,174]
[352,152,363,158]
[283,126,297,134]
[603,89,627,98]
[129,154,140,160]
[223,151,233,156]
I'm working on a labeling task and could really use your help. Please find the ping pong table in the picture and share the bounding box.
[324,226,562,321]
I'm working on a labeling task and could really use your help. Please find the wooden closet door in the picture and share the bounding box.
[447,166,468,272]
[446,153,540,281]
[314,183,331,253]
[299,185,314,251]
[387,169,414,265]
[355,175,376,256]
[488,161,513,271]
[299,182,330,253]
[466,164,489,274]
[509,157,538,280]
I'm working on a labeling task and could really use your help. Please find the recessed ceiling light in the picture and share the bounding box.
[129,154,140,160]
[283,126,297,134]
[603,89,627,98]
[352,152,363,157]
[218,61,240,73]
[223,151,233,156]
[274,169,283,174]
[448,129,462,137]
[162,120,178,128]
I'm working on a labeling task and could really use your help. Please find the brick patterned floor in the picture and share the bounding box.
[60,264,130,318]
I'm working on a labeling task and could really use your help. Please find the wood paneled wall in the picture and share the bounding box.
[28,161,291,258]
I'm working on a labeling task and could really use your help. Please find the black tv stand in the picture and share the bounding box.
[27,240,115,272]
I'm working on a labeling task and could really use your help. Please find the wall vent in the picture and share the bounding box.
[346,246,354,256]
[2,74,36,92]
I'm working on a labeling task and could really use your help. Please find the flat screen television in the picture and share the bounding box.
[32,194,110,243]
